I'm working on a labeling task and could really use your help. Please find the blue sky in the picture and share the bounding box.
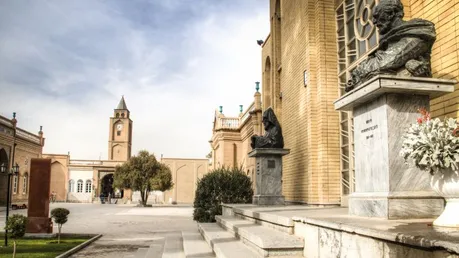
[0,0,269,159]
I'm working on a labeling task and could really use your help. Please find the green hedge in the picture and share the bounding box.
[193,166,253,222]
[5,214,27,238]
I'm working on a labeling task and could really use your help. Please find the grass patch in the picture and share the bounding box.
[0,234,91,258]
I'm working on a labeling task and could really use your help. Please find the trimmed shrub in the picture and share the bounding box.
[51,208,70,244]
[5,214,27,238]
[193,166,253,222]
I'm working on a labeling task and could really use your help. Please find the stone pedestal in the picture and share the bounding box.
[334,75,456,219]
[248,148,290,205]
[26,158,53,233]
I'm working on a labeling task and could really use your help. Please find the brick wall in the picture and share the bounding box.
[405,0,459,119]
[263,0,341,204]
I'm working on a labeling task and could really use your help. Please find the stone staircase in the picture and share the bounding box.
[197,205,305,258]
[126,205,305,258]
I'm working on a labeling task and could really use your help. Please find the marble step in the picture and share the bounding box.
[215,215,304,257]
[198,223,260,258]
[182,231,215,258]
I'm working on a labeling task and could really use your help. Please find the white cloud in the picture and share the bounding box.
[0,0,269,160]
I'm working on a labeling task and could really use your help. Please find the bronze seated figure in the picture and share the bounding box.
[251,108,284,149]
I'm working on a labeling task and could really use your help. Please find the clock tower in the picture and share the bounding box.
[108,96,132,161]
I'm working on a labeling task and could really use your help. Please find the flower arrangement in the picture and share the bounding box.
[400,108,459,174]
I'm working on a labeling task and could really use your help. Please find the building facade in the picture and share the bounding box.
[45,96,132,203]
[0,113,44,207]
[209,87,263,185]
[162,158,209,204]
[211,0,459,206]
[45,96,208,204]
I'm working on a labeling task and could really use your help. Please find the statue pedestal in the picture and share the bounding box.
[334,75,455,219]
[248,148,290,205]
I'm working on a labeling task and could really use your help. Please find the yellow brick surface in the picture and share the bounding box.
[262,0,340,204]
[407,0,459,118]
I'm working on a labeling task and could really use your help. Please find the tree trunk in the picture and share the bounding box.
[143,189,149,205]
[140,190,145,205]
[58,225,61,244]
[12,241,16,258]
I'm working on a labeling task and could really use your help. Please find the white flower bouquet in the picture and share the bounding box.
[400,108,459,174]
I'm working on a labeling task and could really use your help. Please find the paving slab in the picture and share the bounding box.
[145,237,165,258]
[161,231,185,258]
[133,248,149,258]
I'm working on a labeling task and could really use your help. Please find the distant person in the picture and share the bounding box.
[50,191,56,203]
[100,192,105,204]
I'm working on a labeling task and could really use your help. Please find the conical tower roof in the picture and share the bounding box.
[116,96,128,110]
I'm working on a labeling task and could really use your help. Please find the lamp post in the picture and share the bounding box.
[1,162,19,246]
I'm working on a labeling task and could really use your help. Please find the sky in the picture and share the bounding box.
[0,0,270,160]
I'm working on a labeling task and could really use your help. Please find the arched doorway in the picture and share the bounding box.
[0,148,9,205]
[100,174,123,199]
[101,174,114,198]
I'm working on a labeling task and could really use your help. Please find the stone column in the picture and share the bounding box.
[248,148,290,205]
[334,75,455,219]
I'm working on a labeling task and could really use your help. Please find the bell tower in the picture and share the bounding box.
[108,96,132,161]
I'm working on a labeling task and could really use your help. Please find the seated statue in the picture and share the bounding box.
[345,0,436,92]
[251,108,284,149]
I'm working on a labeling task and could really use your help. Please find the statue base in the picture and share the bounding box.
[335,75,455,219]
[248,148,290,206]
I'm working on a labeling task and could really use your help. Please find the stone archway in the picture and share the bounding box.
[100,174,114,198]
[100,174,124,200]
[0,148,9,205]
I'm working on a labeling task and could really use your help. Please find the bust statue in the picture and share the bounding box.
[251,108,284,149]
[345,0,436,92]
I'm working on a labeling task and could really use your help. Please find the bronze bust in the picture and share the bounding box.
[251,108,284,149]
[346,0,436,92]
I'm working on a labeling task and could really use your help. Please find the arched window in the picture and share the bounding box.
[77,180,83,193]
[263,57,272,109]
[116,113,120,118]
[121,113,125,118]
[22,173,28,194]
[85,180,92,193]
[69,180,75,193]
[13,175,18,194]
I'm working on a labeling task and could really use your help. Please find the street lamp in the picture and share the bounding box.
[1,162,19,247]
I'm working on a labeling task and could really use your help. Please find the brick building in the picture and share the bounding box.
[44,96,208,204]
[0,113,44,207]
[211,0,459,206]
[209,86,263,185]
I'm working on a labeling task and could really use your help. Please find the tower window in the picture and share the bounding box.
[116,113,120,118]
[117,131,121,136]
[121,113,125,118]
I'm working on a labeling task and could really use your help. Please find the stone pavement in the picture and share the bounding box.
[0,203,205,258]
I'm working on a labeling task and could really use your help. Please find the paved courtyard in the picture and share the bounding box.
[0,203,198,257]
